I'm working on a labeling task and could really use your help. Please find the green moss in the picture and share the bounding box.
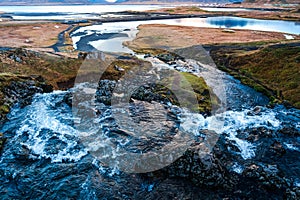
[186,6,206,12]
[165,9,175,13]
[0,48,83,89]
[132,48,171,56]
[181,72,215,113]
[156,71,218,114]
[0,105,10,114]
[0,132,6,153]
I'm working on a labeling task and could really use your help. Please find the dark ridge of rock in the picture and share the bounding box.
[0,74,53,125]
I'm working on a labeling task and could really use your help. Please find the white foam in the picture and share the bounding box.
[14,92,88,162]
[181,108,281,159]
[284,34,294,40]
[232,162,244,174]
[284,143,300,152]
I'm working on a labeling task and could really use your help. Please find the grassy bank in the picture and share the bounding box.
[210,42,300,108]
[0,48,83,89]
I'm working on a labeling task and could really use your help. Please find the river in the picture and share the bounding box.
[0,8,300,199]
[72,16,300,53]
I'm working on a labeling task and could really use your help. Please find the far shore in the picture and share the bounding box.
[125,24,300,50]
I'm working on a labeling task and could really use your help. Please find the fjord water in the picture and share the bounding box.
[0,5,167,13]
[0,5,248,14]
[0,4,170,20]
[1,5,299,35]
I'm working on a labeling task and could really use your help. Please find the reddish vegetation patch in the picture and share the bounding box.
[0,22,69,49]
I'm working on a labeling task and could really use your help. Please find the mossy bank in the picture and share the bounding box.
[210,41,300,108]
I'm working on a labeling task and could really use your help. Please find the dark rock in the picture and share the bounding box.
[63,92,73,107]
[96,79,116,105]
[0,132,6,154]
[40,83,53,93]
[96,79,174,106]
[0,74,53,125]
[247,106,262,116]
[269,141,286,157]
[245,127,277,142]
[161,140,235,189]
[77,52,87,60]
[278,127,300,137]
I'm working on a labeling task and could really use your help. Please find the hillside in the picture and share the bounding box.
[244,0,299,3]
[0,0,113,5]
[0,0,238,6]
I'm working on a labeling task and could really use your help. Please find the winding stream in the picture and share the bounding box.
[0,15,300,199]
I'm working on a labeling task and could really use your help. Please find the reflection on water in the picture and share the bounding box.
[177,16,300,34]
[73,16,300,53]
[208,17,251,28]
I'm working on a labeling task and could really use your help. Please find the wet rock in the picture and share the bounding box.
[286,187,300,200]
[155,53,184,64]
[269,141,286,157]
[243,163,288,190]
[244,127,277,142]
[0,74,53,125]
[77,52,87,60]
[63,92,73,107]
[96,79,116,105]
[0,132,6,154]
[278,127,300,137]
[247,106,262,115]
[161,141,234,189]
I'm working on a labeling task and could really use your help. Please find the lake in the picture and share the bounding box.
[72,16,300,53]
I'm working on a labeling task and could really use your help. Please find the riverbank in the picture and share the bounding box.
[209,42,300,108]
[0,7,299,200]
[125,23,300,108]
[0,47,83,122]
[126,24,298,50]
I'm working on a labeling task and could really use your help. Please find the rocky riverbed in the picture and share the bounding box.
[0,49,299,199]
[0,7,299,198]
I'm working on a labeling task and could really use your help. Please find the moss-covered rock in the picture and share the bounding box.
[0,73,53,124]
[96,56,217,115]
[0,48,83,90]
[0,132,6,154]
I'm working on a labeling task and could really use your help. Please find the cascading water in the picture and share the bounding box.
[0,20,299,199]
[0,60,299,198]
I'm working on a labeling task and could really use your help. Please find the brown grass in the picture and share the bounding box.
[0,22,69,49]
[0,49,83,89]
[211,45,300,108]
[146,5,300,21]
[125,24,298,51]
